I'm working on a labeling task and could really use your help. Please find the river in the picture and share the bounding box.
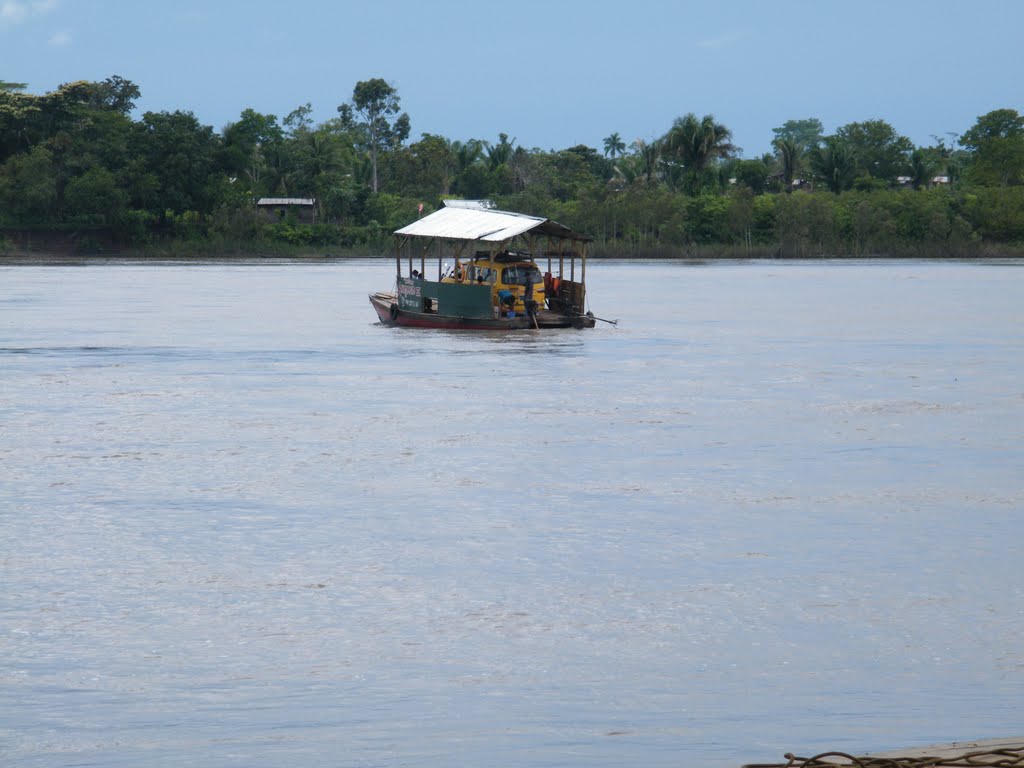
[2,258,1022,767]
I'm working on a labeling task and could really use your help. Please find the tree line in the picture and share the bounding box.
[1,75,1022,256]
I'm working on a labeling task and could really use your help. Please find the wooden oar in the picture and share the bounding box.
[583,312,618,326]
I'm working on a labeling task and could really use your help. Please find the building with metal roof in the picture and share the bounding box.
[256,197,317,224]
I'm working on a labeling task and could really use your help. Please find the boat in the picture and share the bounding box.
[369,200,599,330]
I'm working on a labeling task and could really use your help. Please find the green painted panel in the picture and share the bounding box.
[397,277,423,311]
[437,282,492,318]
[398,278,491,318]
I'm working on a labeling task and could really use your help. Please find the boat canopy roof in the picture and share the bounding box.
[394,199,592,243]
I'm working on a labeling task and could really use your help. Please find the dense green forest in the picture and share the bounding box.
[1,75,1023,256]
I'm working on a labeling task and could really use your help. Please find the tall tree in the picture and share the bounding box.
[773,137,803,192]
[960,108,1024,187]
[772,118,823,157]
[90,75,140,115]
[387,132,454,197]
[0,87,40,161]
[283,102,314,137]
[63,166,127,223]
[261,142,295,196]
[297,130,346,179]
[960,108,1024,150]
[449,139,484,196]
[220,109,283,192]
[0,145,57,223]
[130,110,219,218]
[293,127,352,220]
[811,137,857,193]
[834,119,913,183]
[633,138,662,185]
[337,78,410,193]
[603,132,626,159]
[531,144,605,201]
[452,139,483,174]
[732,158,769,194]
[663,113,735,195]
[485,132,515,170]
[35,81,97,139]
[907,149,940,190]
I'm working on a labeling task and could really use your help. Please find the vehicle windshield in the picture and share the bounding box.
[468,265,495,284]
[501,265,543,286]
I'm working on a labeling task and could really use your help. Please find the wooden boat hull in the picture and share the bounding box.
[369,292,595,330]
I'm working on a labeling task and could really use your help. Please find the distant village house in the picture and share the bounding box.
[256,197,317,224]
[896,176,951,188]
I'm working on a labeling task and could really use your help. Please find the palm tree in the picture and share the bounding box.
[448,139,484,196]
[485,133,515,171]
[298,131,345,180]
[452,139,483,174]
[262,143,296,196]
[352,153,375,189]
[811,137,857,193]
[293,131,348,218]
[612,156,641,185]
[663,113,735,194]
[603,132,626,159]
[773,137,803,192]
[908,149,940,190]
[633,138,662,185]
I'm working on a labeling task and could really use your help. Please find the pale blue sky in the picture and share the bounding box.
[2,0,1020,157]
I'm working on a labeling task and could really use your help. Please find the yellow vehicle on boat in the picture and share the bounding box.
[440,252,548,317]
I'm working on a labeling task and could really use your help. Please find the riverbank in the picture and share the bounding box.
[4,227,1023,261]
[744,737,1024,767]
[0,227,384,259]
[4,242,1023,262]
[869,736,1024,759]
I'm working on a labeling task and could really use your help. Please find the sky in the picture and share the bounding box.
[2,0,1021,158]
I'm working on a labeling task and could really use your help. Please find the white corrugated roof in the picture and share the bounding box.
[440,199,496,210]
[396,206,545,242]
[394,200,589,242]
[256,197,315,205]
